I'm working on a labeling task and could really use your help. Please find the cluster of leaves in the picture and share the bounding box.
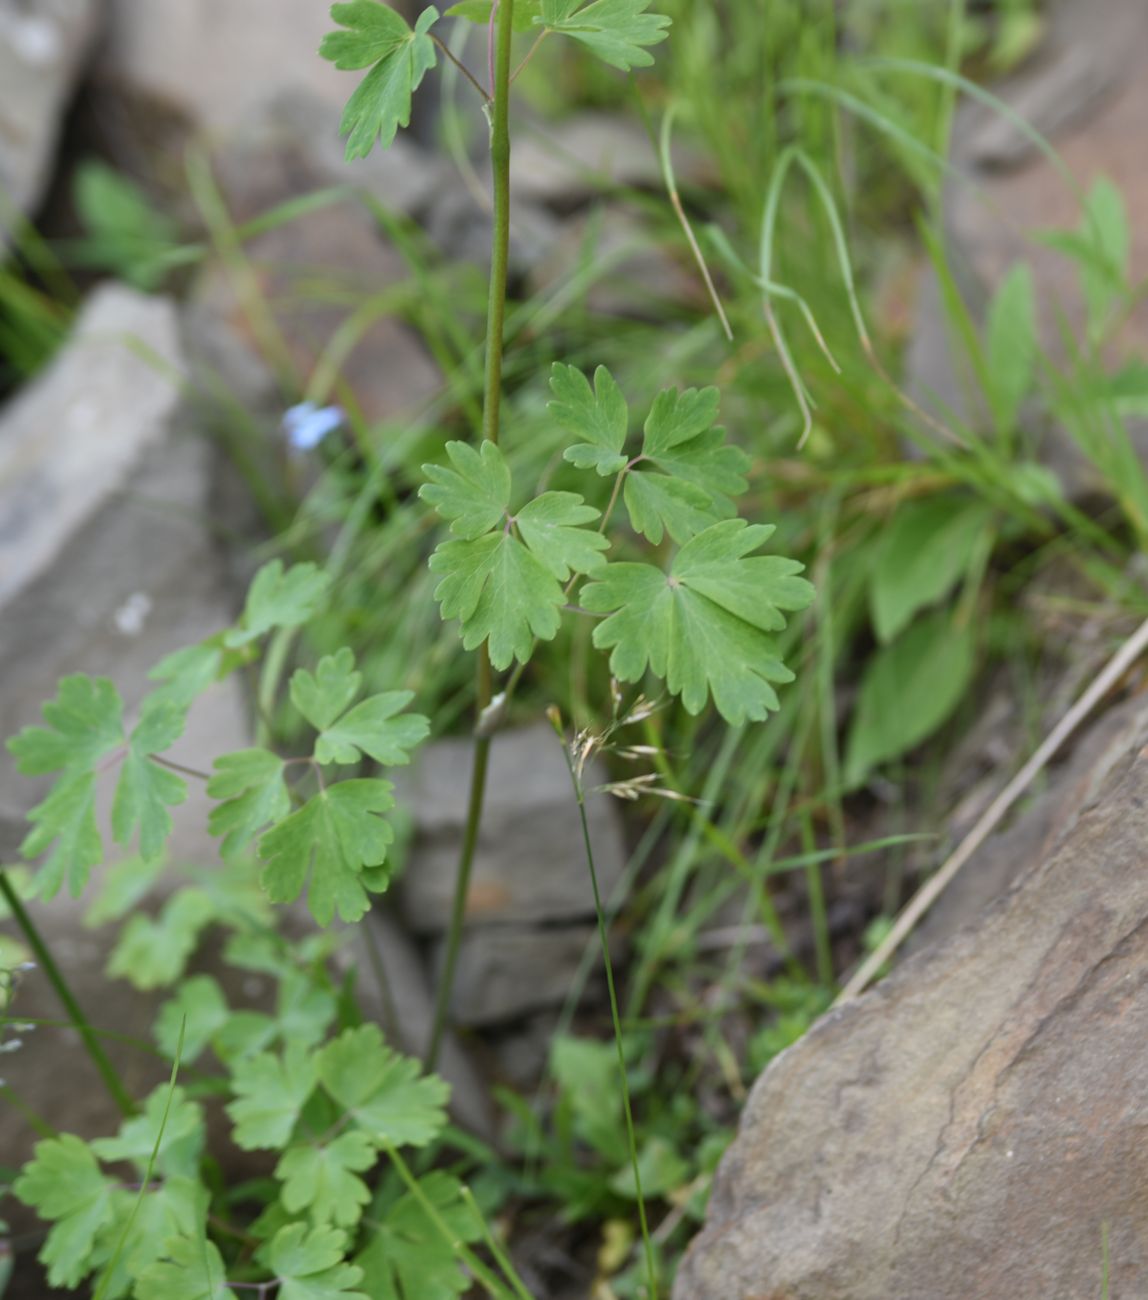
[321,0,671,159]
[421,365,814,724]
[7,561,427,926]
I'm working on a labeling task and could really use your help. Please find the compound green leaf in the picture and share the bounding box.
[225,560,330,648]
[277,1131,377,1228]
[550,363,629,476]
[583,519,814,723]
[291,648,363,731]
[315,692,430,768]
[91,1085,204,1180]
[19,771,102,900]
[154,975,231,1063]
[107,888,217,990]
[515,492,609,579]
[267,1222,366,1300]
[322,2,439,160]
[355,1172,481,1300]
[258,780,396,925]
[8,676,126,898]
[227,1043,318,1150]
[94,1176,206,1289]
[537,0,670,70]
[135,1234,231,1300]
[207,748,291,858]
[420,440,511,539]
[317,1025,449,1147]
[624,386,749,543]
[8,675,123,775]
[111,701,188,859]
[13,1135,114,1288]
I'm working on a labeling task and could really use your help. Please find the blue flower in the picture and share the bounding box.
[282,402,344,451]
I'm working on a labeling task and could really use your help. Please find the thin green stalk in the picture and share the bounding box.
[0,870,135,1117]
[427,0,515,1072]
[552,717,657,1299]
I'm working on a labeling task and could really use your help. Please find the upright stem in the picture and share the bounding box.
[427,0,515,1072]
[0,870,135,1117]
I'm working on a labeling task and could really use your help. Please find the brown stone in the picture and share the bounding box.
[676,716,1148,1299]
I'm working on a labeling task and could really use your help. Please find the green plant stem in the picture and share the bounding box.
[427,0,515,1072]
[0,870,135,1118]
[553,720,658,1298]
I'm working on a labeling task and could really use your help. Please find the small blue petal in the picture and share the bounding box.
[283,402,344,451]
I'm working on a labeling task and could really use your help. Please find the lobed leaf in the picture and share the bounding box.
[583,519,814,724]
[550,362,629,476]
[225,560,330,648]
[227,1043,318,1150]
[277,1131,377,1228]
[537,0,670,70]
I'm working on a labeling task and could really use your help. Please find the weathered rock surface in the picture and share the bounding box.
[435,922,597,1027]
[187,92,444,427]
[676,703,1148,1299]
[398,724,627,931]
[95,0,352,128]
[0,0,99,237]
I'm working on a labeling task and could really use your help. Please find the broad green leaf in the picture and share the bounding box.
[227,1043,318,1150]
[583,519,814,723]
[624,386,749,543]
[315,692,430,768]
[13,1135,114,1288]
[984,264,1036,429]
[869,497,991,644]
[291,649,363,731]
[225,560,330,648]
[322,3,439,160]
[266,1222,366,1300]
[92,1086,204,1180]
[73,161,181,292]
[85,854,167,925]
[277,1131,377,1227]
[277,967,340,1049]
[106,888,217,990]
[429,531,566,669]
[355,1172,481,1300]
[207,748,291,857]
[845,608,976,788]
[537,0,670,70]
[446,0,540,29]
[8,675,123,775]
[149,637,246,711]
[1038,177,1129,335]
[136,1234,231,1300]
[258,780,396,925]
[317,1025,449,1147]
[419,440,511,539]
[111,701,188,859]
[551,363,629,476]
[154,975,231,1063]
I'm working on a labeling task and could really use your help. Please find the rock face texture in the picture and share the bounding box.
[676,719,1148,1299]
[0,0,99,235]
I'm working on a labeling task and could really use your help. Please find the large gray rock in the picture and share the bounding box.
[0,0,99,237]
[676,703,1148,1299]
[397,724,627,931]
[0,284,183,611]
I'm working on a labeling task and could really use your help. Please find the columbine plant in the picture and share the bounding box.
[0,2,813,1297]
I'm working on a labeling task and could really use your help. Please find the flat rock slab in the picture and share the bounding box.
[0,0,98,236]
[677,721,1148,1299]
[397,724,627,932]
